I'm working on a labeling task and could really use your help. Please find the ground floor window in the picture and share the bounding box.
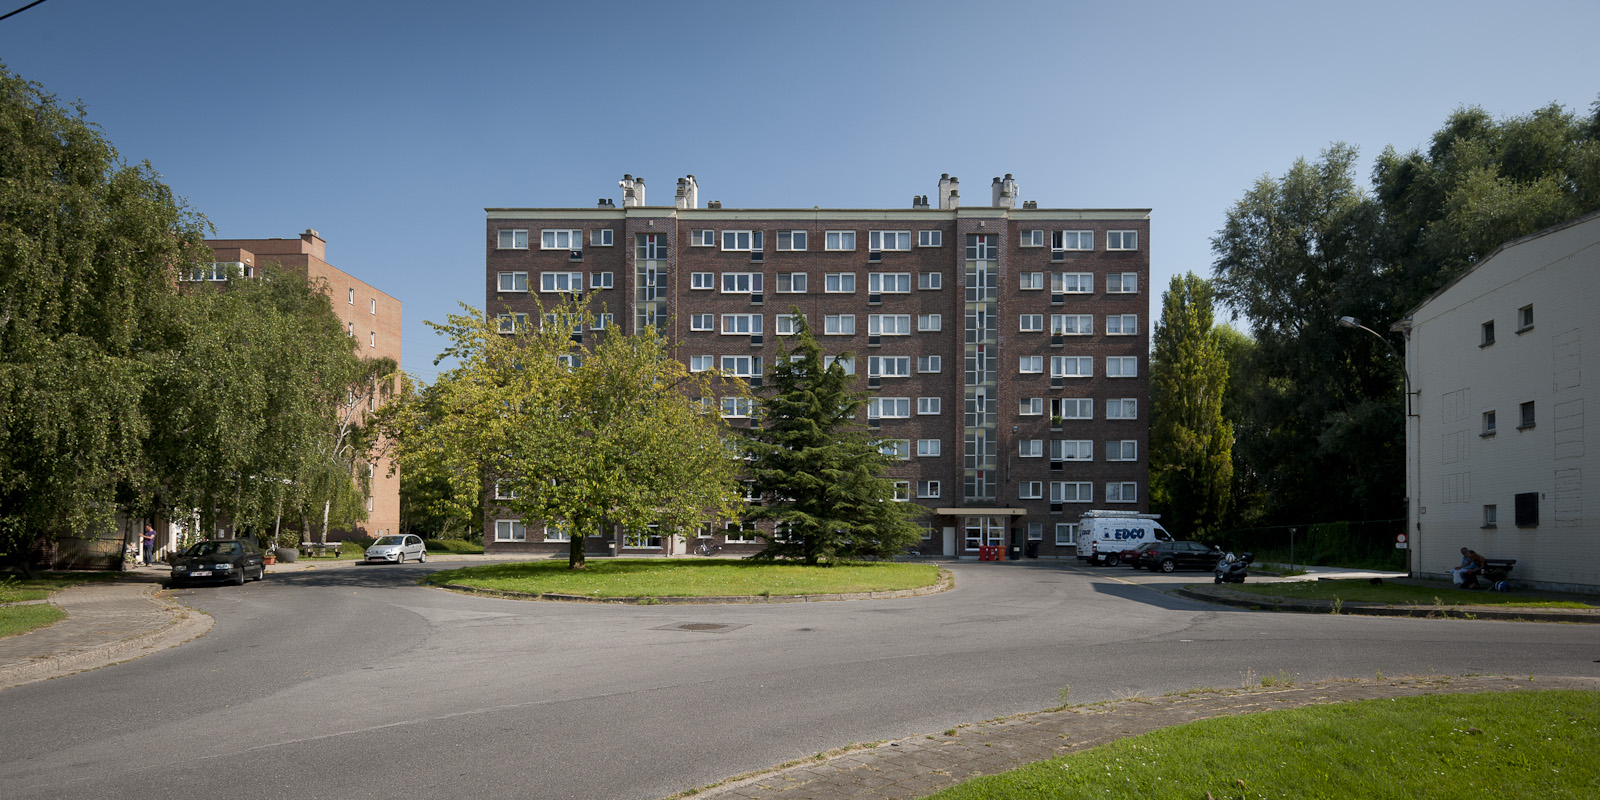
[725,521,758,543]
[494,520,526,542]
[624,525,662,548]
[1055,523,1078,546]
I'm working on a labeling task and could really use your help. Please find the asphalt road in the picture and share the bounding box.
[2,560,1596,800]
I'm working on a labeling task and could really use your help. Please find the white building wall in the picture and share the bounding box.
[1405,213,1599,592]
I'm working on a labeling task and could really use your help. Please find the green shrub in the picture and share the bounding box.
[425,539,483,554]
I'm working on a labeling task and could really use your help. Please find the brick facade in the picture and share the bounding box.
[484,177,1149,559]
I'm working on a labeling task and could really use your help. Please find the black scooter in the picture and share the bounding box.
[1214,551,1254,584]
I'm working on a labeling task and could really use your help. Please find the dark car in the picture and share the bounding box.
[169,539,267,586]
[1138,540,1221,573]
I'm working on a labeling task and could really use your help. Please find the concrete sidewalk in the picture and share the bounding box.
[0,581,211,691]
[681,674,1600,800]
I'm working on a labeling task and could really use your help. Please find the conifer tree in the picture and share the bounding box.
[1149,274,1233,537]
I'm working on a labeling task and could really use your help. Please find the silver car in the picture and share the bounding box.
[365,534,427,564]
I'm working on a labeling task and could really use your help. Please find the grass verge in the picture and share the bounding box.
[0,572,124,603]
[927,690,1600,799]
[425,559,939,598]
[1220,579,1598,609]
[425,539,484,555]
[0,603,67,639]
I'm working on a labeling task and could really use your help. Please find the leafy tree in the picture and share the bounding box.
[409,298,742,568]
[0,61,208,560]
[1211,98,1600,529]
[1149,273,1233,537]
[740,314,923,564]
[377,375,481,539]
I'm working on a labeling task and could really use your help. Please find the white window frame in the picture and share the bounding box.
[825,231,857,251]
[541,229,582,250]
[1020,230,1045,248]
[916,439,941,457]
[776,230,807,251]
[720,355,762,377]
[498,229,529,250]
[592,313,612,330]
[1054,272,1093,293]
[868,272,912,293]
[496,312,528,333]
[1019,481,1043,499]
[721,397,754,418]
[1106,230,1138,250]
[776,272,807,293]
[1052,314,1093,335]
[721,230,763,252]
[591,271,613,290]
[868,314,911,336]
[689,314,714,332]
[1106,482,1138,503]
[1106,314,1138,335]
[721,272,763,294]
[917,355,942,373]
[867,397,911,419]
[1106,272,1138,293]
[543,524,572,543]
[868,230,911,251]
[724,521,758,543]
[1106,398,1138,420]
[1054,398,1093,420]
[1019,314,1044,333]
[498,271,529,293]
[1053,230,1093,251]
[1055,523,1079,546]
[825,355,855,374]
[892,481,912,501]
[879,439,911,460]
[1052,440,1093,461]
[918,271,943,290]
[1052,356,1093,378]
[868,356,911,378]
[1051,481,1093,503]
[1106,356,1138,378]
[689,355,714,372]
[917,313,942,332]
[1019,356,1043,374]
[917,480,941,499]
[917,397,942,415]
[1019,397,1044,416]
[721,314,763,335]
[540,271,583,293]
[1019,439,1043,458]
[918,230,942,247]
[824,314,856,335]
[591,229,614,247]
[1019,272,1045,290]
[775,314,803,335]
[825,272,856,293]
[690,272,715,290]
[494,519,527,542]
[690,230,716,247]
[1107,440,1138,461]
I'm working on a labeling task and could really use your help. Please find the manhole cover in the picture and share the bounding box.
[654,622,748,634]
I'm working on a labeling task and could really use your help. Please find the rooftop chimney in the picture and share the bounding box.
[991,174,1018,209]
[619,174,646,207]
[938,174,960,210]
[675,175,699,209]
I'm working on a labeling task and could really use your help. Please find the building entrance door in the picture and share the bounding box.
[963,516,1005,553]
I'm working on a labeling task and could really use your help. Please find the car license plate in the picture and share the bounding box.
[191,570,212,577]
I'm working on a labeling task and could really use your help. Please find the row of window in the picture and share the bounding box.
[1479,304,1534,346]
[858,397,1138,420]
[1481,401,1538,435]
[494,312,615,333]
[496,227,1141,255]
[497,268,1137,297]
[1020,356,1141,378]
[1482,492,1540,529]
[1019,314,1138,334]
[691,271,945,293]
[498,271,615,293]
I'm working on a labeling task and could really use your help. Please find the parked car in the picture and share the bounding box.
[169,539,267,586]
[365,534,427,564]
[1118,547,1145,568]
[1137,540,1222,573]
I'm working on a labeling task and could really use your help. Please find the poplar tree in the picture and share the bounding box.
[1149,274,1233,537]
[740,314,923,564]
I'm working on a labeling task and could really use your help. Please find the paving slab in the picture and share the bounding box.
[0,581,212,690]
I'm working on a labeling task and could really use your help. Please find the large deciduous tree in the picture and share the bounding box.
[1211,98,1600,529]
[403,299,742,568]
[0,61,209,557]
[1149,273,1233,538]
[740,315,923,564]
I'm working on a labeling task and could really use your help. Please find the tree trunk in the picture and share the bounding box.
[568,521,586,569]
[320,498,331,545]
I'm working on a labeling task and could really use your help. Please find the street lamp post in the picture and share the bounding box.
[1335,315,1416,577]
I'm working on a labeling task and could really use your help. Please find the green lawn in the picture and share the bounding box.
[0,603,67,639]
[425,559,940,598]
[928,690,1600,799]
[0,572,123,603]
[1221,579,1599,609]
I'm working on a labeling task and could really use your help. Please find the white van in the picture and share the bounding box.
[1075,511,1172,566]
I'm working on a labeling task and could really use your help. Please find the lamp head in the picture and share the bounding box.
[1336,316,1361,329]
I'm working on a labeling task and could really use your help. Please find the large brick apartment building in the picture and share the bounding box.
[484,175,1149,559]
[202,230,402,543]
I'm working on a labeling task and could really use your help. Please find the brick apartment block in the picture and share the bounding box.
[203,229,402,542]
[484,175,1149,559]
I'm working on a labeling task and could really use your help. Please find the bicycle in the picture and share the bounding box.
[695,542,722,556]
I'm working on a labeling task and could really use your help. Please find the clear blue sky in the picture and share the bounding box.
[5,0,1596,382]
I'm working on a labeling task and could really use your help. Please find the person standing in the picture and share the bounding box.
[141,524,157,566]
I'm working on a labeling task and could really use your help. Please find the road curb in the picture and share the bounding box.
[0,585,214,691]
[434,568,953,605]
[1175,586,1600,623]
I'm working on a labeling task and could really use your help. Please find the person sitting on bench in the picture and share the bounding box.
[1456,548,1487,589]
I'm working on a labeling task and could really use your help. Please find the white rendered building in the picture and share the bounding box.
[1399,210,1599,592]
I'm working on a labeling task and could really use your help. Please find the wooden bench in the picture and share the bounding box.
[1480,558,1516,585]
[299,541,342,558]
